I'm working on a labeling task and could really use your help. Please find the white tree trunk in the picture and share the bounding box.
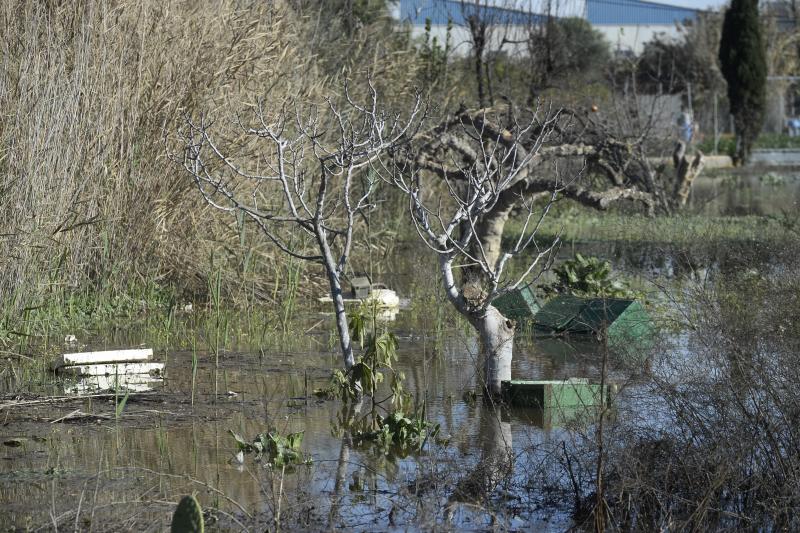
[326,272,355,370]
[476,305,514,397]
[317,227,355,371]
[439,255,514,396]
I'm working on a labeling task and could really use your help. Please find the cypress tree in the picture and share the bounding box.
[719,0,767,166]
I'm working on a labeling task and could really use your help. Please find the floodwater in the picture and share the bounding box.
[690,170,800,216]
[0,174,795,531]
[1,313,616,531]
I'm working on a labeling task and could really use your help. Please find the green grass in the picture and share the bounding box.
[697,133,800,155]
[517,207,791,245]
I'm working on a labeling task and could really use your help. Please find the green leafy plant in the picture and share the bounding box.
[170,494,204,533]
[546,253,634,298]
[115,390,129,419]
[324,305,441,457]
[352,402,440,457]
[719,0,767,165]
[320,303,411,407]
[350,304,408,404]
[229,429,309,467]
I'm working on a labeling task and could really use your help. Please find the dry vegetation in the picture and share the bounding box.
[0,0,423,324]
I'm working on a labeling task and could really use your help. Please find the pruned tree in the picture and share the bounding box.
[177,84,424,391]
[388,101,704,394]
[388,103,564,395]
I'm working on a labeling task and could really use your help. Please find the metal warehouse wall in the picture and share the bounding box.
[395,0,697,27]
[586,0,697,25]
[395,0,586,26]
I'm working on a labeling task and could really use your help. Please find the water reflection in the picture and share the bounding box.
[63,373,164,395]
[446,403,514,524]
[690,172,800,216]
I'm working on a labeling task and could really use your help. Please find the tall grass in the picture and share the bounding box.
[0,0,322,334]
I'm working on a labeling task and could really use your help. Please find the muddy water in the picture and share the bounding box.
[1,176,793,531]
[0,308,618,531]
[690,171,800,216]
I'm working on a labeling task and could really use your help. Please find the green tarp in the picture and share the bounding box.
[533,295,654,350]
[491,285,541,321]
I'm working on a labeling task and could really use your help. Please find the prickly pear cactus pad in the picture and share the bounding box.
[170,495,204,533]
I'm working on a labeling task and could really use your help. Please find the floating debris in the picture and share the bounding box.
[502,378,617,428]
[501,378,615,408]
[350,276,372,299]
[365,285,401,308]
[53,348,164,394]
[318,279,402,310]
[58,362,163,377]
[64,374,163,395]
[53,348,154,369]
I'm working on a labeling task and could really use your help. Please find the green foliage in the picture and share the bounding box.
[547,253,634,298]
[418,17,452,91]
[229,429,309,467]
[115,389,129,420]
[622,14,724,98]
[352,304,409,407]
[320,304,410,406]
[352,403,440,457]
[528,17,610,89]
[327,306,440,457]
[170,495,204,533]
[719,0,767,165]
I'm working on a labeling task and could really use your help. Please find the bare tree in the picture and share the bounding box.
[459,0,516,108]
[389,103,564,395]
[388,99,703,395]
[177,84,424,389]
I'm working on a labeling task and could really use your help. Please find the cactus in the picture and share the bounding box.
[170,495,204,533]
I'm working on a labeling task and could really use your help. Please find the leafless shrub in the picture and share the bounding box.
[550,262,800,531]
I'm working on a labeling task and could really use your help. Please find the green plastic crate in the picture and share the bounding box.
[501,378,612,408]
[533,296,654,351]
[491,285,541,321]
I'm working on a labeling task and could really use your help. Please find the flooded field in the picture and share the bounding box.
[1,174,798,531]
[2,309,622,530]
[690,170,800,216]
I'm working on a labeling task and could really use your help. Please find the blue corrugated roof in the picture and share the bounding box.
[587,0,697,25]
[397,0,547,26]
[397,0,699,27]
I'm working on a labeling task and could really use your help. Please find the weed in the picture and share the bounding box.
[545,253,637,299]
[229,429,309,468]
[351,402,440,457]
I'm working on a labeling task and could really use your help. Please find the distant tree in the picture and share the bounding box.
[526,17,610,99]
[291,0,391,34]
[460,0,505,108]
[719,0,767,165]
[631,13,725,97]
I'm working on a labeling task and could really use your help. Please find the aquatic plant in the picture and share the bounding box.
[323,304,410,408]
[546,253,634,299]
[170,495,204,533]
[352,403,440,456]
[229,429,309,467]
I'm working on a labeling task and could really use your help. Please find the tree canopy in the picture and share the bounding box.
[719,0,767,165]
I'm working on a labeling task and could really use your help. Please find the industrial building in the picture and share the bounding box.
[392,0,703,54]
